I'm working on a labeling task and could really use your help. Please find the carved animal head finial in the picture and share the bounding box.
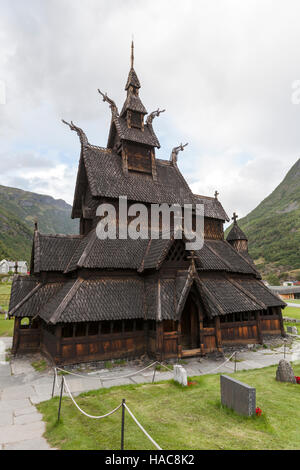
[146,108,166,125]
[170,142,188,165]
[98,89,119,116]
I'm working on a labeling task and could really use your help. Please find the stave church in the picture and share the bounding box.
[9,44,286,365]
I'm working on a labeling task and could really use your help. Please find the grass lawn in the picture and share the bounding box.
[37,363,300,450]
[0,283,14,336]
[0,314,14,336]
[283,306,300,320]
[286,299,300,305]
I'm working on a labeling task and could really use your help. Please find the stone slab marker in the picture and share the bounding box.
[173,365,187,386]
[287,326,298,335]
[220,375,256,416]
[276,360,296,383]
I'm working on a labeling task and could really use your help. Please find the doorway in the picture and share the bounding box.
[180,293,199,350]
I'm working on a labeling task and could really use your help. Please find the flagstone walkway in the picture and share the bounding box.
[1,336,300,450]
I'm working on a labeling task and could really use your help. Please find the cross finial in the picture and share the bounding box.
[214,190,219,199]
[232,212,238,224]
[131,39,134,69]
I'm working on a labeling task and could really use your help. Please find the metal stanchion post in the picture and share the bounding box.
[51,368,56,398]
[152,365,156,384]
[57,376,64,422]
[121,399,126,450]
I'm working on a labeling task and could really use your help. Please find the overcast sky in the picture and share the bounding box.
[1,0,300,222]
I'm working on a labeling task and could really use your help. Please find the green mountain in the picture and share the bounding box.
[0,185,78,264]
[226,158,300,280]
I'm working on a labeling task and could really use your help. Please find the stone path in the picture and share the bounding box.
[286,302,300,308]
[1,336,300,450]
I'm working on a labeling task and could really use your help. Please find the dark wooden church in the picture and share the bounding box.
[9,44,286,365]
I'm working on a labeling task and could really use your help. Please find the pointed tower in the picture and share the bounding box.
[106,42,161,179]
[226,212,248,253]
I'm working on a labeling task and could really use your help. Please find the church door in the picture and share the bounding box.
[180,294,199,351]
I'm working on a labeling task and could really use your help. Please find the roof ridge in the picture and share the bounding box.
[49,279,83,325]
[194,276,225,315]
[223,240,258,276]
[9,282,43,316]
[77,229,98,268]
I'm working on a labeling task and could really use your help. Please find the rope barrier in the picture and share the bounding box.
[123,403,162,450]
[63,376,122,419]
[198,350,237,375]
[60,376,163,450]
[55,360,172,381]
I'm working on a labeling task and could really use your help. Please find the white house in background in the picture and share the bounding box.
[0,260,28,275]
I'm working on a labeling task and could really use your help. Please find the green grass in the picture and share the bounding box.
[37,363,300,450]
[31,360,48,372]
[286,299,300,305]
[0,314,14,337]
[0,283,14,337]
[283,306,300,320]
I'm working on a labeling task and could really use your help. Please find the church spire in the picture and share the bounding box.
[125,41,141,92]
[131,39,134,69]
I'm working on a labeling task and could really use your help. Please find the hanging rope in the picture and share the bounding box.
[123,403,162,450]
[55,360,172,381]
[63,376,122,419]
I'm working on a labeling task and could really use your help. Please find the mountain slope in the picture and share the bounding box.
[0,185,78,263]
[226,159,300,278]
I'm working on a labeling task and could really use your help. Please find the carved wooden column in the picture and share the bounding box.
[156,321,164,360]
[215,316,223,352]
[177,321,182,358]
[256,311,263,344]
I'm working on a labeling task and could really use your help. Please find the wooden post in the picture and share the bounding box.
[234,352,237,373]
[121,399,126,450]
[278,307,286,337]
[177,321,182,359]
[215,317,222,352]
[156,322,164,361]
[256,311,263,344]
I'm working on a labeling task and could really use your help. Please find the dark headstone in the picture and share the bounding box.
[220,375,256,416]
[276,360,296,383]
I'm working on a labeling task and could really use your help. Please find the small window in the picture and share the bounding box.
[136,319,144,331]
[101,321,111,335]
[75,323,87,337]
[113,320,123,333]
[124,320,134,332]
[203,317,214,328]
[163,320,176,332]
[88,323,99,336]
[148,320,156,331]
[62,325,73,338]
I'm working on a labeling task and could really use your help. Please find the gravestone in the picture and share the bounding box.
[220,375,256,416]
[287,326,298,335]
[276,360,296,383]
[173,365,187,386]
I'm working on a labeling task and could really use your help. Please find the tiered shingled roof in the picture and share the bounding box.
[8,44,286,329]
